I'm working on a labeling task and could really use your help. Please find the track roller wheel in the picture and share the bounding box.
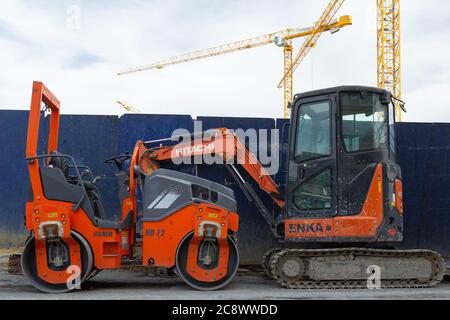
[271,251,305,285]
[261,248,280,278]
[21,231,93,293]
[176,232,239,291]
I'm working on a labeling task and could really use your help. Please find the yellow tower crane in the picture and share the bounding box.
[118,0,351,118]
[377,0,402,121]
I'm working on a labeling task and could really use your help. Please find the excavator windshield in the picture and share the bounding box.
[341,92,389,153]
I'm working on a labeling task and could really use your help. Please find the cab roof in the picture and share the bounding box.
[294,85,391,102]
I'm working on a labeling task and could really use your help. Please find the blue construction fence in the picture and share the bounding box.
[0,110,448,264]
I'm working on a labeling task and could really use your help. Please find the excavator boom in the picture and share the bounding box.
[139,128,285,209]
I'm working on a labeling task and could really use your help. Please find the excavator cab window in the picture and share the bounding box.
[341,92,389,153]
[295,101,331,163]
[389,99,396,157]
[293,169,332,211]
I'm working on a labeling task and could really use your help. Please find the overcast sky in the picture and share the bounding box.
[0,0,449,122]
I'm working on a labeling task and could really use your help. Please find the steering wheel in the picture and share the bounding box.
[105,154,131,170]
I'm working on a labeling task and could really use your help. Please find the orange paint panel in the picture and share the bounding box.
[286,164,384,239]
[142,206,197,268]
[27,198,129,271]
[227,212,239,233]
[103,242,120,256]
[186,237,229,282]
[35,237,81,285]
[142,203,238,269]
[395,179,404,215]
[28,201,122,271]
[25,202,34,231]
[69,208,123,269]
[31,203,71,240]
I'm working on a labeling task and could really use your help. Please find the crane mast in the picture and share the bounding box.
[277,0,345,88]
[377,0,402,121]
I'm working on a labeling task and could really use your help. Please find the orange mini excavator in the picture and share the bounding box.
[21,82,239,293]
[135,86,446,289]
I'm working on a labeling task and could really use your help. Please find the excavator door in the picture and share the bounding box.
[287,91,337,220]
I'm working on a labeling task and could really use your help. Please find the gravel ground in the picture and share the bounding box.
[1,255,449,300]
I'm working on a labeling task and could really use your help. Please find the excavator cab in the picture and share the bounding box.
[283,86,403,242]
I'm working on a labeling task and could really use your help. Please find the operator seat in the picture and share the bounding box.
[39,153,133,231]
[49,152,69,178]
[47,152,107,220]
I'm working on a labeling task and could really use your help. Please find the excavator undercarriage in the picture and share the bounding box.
[264,248,445,289]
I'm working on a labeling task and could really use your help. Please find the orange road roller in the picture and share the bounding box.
[21,81,240,293]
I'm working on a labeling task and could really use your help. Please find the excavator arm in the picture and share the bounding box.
[136,128,285,211]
